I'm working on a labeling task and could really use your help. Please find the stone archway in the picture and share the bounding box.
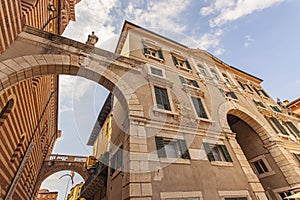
[0,26,146,121]
[226,109,292,200]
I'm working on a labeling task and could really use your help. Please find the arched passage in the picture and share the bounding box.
[227,110,290,200]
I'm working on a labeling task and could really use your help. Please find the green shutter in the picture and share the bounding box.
[203,143,215,161]
[264,116,279,134]
[161,88,171,111]
[228,92,238,99]
[253,87,261,95]
[154,86,163,109]
[191,80,199,88]
[238,81,245,90]
[157,50,164,60]
[260,89,269,98]
[258,101,266,108]
[155,136,166,158]
[172,55,178,66]
[178,139,191,159]
[143,44,148,54]
[271,117,289,135]
[191,97,208,119]
[185,60,192,70]
[179,76,186,84]
[245,84,254,92]
[220,145,232,162]
[287,122,300,137]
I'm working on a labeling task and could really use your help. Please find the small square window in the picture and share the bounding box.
[172,55,192,70]
[179,76,199,88]
[253,159,269,174]
[143,44,164,61]
[151,67,163,77]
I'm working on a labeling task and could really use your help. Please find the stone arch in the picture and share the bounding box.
[35,161,89,196]
[0,54,144,120]
[219,102,273,144]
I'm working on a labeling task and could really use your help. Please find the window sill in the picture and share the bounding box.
[196,117,213,123]
[257,170,275,179]
[160,158,191,164]
[176,65,192,73]
[210,161,233,167]
[183,84,204,97]
[260,95,269,100]
[225,97,238,102]
[278,133,291,139]
[144,54,164,63]
[153,108,179,118]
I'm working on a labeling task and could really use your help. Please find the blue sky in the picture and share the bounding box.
[41,0,300,199]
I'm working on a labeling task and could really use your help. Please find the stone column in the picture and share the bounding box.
[266,143,300,191]
[122,122,153,200]
[226,133,268,200]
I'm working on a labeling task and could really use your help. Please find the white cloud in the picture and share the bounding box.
[62,0,119,48]
[125,0,192,32]
[244,35,254,47]
[200,0,285,27]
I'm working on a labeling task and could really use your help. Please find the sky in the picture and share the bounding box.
[41,0,300,199]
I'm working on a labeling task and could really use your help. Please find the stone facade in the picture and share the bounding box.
[1,2,300,198]
[0,0,80,199]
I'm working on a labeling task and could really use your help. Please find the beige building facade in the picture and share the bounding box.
[81,21,300,200]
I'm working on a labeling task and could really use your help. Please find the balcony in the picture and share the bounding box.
[80,152,109,199]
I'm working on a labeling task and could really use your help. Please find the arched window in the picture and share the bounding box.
[0,98,14,125]
[210,69,220,80]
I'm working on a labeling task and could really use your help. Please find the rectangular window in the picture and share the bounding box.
[154,86,171,111]
[270,105,282,113]
[179,76,199,88]
[286,121,300,137]
[143,44,164,60]
[253,100,266,108]
[191,97,208,119]
[279,191,292,200]
[226,91,238,100]
[155,136,191,159]
[270,117,289,135]
[203,143,232,162]
[110,147,123,175]
[172,55,192,70]
[151,67,163,77]
[238,81,245,90]
[253,159,269,174]
[197,64,207,76]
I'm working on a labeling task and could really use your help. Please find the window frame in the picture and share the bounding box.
[203,142,233,163]
[142,41,164,62]
[190,96,210,121]
[147,64,166,78]
[249,155,275,179]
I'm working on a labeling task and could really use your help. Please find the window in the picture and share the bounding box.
[179,76,199,88]
[270,105,282,113]
[279,191,293,200]
[253,100,266,108]
[155,136,191,159]
[203,143,232,162]
[197,64,207,76]
[254,87,269,98]
[143,44,164,61]
[237,81,245,90]
[253,159,269,174]
[154,86,171,111]
[285,121,300,138]
[210,69,220,80]
[0,98,14,125]
[110,147,123,175]
[172,55,192,71]
[226,91,238,100]
[191,97,208,119]
[265,116,289,136]
[151,67,163,77]
[222,73,231,83]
